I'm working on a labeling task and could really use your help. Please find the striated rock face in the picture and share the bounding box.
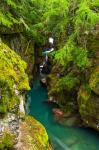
[78,85,99,131]
[89,67,99,95]
[78,66,99,131]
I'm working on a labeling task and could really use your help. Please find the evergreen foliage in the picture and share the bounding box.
[0,0,97,91]
[0,0,19,27]
[44,0,99,88]
[0,0,45,43]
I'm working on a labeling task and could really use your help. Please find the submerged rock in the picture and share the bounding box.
[52,108,64,116]
[52,108,82,127]
[40,78,47,87]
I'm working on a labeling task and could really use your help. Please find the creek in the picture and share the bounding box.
[27,78,99,150]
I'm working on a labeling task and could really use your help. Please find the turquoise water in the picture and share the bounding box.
[27,79,99,150]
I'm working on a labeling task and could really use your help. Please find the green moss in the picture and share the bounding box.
[19,116,50,150]
[0,42,30,114]
[1,33,35,83]
[58,75,77,90]
[89,66,99,95]
[0,132,15,150]
[78,85,91,102]
[78,85,99,130]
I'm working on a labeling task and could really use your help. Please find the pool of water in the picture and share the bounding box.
[27,79,99,150]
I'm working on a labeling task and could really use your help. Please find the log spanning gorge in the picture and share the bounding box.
[27,78,99,150]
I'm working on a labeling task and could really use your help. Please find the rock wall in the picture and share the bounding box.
[47,29,99,130]
[0,41,51,150]
[78,66,99,131]
[1,33,35,84]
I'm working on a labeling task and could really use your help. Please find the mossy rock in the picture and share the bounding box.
[78,85,99,131]
[0,42,30,114]
[47,74,59,96]
[89,66,99,95]
[0,24,24,34]
[0,131,15,150]
[1,34,35,83]
[18,116,51,150]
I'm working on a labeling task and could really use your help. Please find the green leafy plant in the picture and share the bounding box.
[58,75,77,90]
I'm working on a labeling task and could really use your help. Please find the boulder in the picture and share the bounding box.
[15,116,51,150]
[52,108,64,116]
[40,78,47,87]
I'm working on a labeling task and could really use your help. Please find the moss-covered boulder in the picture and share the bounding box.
[16,116,51,150]
[0,41,30,114]
[89,66,99,95]
[1,34,35,84]
[78,85,99,131]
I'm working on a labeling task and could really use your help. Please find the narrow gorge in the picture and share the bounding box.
[0,0,99,150]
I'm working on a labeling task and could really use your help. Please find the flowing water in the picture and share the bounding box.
[27,79,99,150]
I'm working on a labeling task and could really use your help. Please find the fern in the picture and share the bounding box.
[5,0,17,9]
[0,12,13,27]
[75,0,99,33]
[58,75,77,89]
[43,0,69,37]
[73,47,90,69]
[54,35,75,66]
